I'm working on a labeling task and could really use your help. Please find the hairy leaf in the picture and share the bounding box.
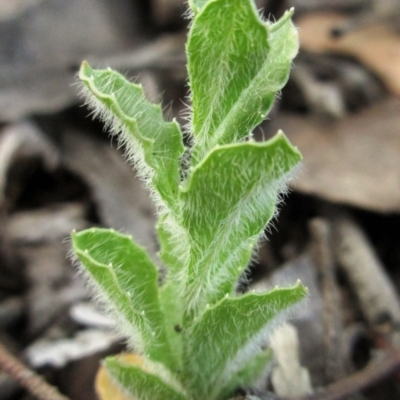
[182,283,307,399]
[105,357,189,400]
[73,1,305,398]
[179,133,301,313]
[187,0,298,163]
[72,228,176,369]
[159,282,184,369]
[216,350,272,400]
[156,215,185,274]
[79,62,184,213]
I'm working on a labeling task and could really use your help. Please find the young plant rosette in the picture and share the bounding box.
[71,1,307,399]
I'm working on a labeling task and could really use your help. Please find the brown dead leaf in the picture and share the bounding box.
[297,12,400,96]
[271,97,400,212]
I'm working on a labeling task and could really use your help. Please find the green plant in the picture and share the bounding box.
[71,1,307,399]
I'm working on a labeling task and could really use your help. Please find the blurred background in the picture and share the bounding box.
[1,0,400,399]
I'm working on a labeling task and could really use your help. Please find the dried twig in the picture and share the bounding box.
[0,341,70,400]
[331,213,400,326]
[309,218,344,383]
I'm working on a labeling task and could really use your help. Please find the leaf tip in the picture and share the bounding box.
[79,60,93,80]
[276,129,302,160]
[270,7,296,33]
[296,279,309,293]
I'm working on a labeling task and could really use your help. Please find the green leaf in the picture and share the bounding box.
[179,133,301,313]
[79,62,184,213]
[105,357,189,400]
[156,215,185,274]
[182,283,307,399]
[72,228,176,370]
[187,0,298,164]
[159,282,184,370]
[73,2,306,398]
[216,350,272,400]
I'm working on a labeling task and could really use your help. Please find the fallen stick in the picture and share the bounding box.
[331,213,400,326]
[0,342,70,400]
[309,218,344,383]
